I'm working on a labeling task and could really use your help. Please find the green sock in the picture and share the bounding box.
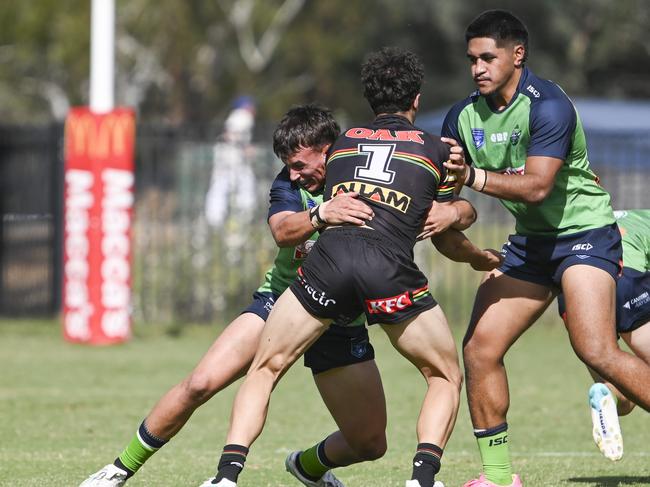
[117,420,167,474]
[298,439,335,480]
[475,423,512,486]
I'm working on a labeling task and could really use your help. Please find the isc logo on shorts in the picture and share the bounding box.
[366,291,412,314]
[571,242,593,251]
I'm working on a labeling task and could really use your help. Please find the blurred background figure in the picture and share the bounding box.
[205,95,258,229]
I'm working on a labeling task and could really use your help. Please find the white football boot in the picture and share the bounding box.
[79,464,128,487]
[589,382,623,461]
[285,451,345,487]
[405,480,445,487]
[197,478,237,487]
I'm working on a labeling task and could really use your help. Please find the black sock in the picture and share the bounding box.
[411,443,442,487]
[113,457,135,479]
[215,444,249,483]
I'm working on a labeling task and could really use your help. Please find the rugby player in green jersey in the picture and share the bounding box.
[441,10,650,487]
[558,210,650,461]
[79,105,380,487]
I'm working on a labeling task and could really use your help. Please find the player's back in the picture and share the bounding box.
[324,114,453,250]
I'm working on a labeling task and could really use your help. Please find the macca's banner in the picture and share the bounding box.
[63,107,135,344]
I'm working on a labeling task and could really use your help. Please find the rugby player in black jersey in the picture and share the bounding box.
[208,47,502,487]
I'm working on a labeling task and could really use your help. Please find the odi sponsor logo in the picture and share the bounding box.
[332,181,410,213]
[366,291,413,314]
[297,272,336,307]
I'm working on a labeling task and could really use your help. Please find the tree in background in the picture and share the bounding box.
[0,0,648,125]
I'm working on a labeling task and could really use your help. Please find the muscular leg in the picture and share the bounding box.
[463,270,554,429]
[381,305,462,448]
[562,266,650,412]
[145,313,264,438]
[588,320,650,416]
[226,289,330,447]
[314,360,387,466]
[617,323,650,414]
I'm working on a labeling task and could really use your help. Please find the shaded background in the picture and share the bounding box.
[0,0,648,327]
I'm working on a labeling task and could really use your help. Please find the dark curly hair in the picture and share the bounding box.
[272,104,340,161]
[465,10,529,63]
[360,46,424,115]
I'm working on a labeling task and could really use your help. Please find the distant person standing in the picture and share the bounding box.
[205,96,258,228]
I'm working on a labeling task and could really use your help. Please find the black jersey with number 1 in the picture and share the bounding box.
[324,114,454,250]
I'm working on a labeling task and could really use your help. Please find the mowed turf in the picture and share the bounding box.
[1,317,648,487]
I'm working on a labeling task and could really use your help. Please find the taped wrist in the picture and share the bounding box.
[464,165,476,187]
[309,205,326,229]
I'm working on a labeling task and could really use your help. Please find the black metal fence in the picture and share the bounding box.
[0,123,63,315]
[0,122,647,327]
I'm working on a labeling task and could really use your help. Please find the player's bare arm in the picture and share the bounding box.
[418,198,477,240]
[269,191,374,247]
[430,228,503,271]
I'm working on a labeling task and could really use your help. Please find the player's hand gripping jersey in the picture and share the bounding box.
[443,67,614,236]
[325,114,455,249]
[290,114,455,326]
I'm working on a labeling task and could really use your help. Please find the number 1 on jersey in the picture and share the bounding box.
[355,144,396,184]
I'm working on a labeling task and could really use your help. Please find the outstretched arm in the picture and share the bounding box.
[430,229,503,271]
[269,192,374,247]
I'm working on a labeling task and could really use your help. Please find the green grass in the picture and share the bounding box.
[1,317,648,487]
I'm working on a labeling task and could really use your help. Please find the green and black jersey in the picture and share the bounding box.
[442,67,614,237]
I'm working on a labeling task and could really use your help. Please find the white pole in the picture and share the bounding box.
[90,0,115,113]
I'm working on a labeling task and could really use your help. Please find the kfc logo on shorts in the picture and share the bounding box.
[366,291,413,314]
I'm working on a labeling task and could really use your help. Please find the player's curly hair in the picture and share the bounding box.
[465,10,529,63]
[272,103,340,161]
[360,46,424,115]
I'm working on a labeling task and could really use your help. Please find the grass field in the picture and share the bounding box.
[1,317,649,487]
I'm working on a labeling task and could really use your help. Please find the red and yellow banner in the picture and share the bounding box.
[63,107,135,344]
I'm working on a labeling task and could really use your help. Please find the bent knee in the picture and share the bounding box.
[181,373,220,404]
[463,335,502,369]
[573,342,618,371]
[348,433,387,461]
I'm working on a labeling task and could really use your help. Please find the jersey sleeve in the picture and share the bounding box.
[441,99,474,165]
[267,167,303,220]
[527,96,576,160]
[433,142,455,203]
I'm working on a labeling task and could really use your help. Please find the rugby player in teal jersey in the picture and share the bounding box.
[558,210,650,461]
[79,105,380,487]
[441,10,650,487]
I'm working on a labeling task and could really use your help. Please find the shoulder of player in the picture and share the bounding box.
[519,71,577,128]
[411,126,450,159]
[445,92,480,121]
[271,166,303,194]
[520,69,573,107]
